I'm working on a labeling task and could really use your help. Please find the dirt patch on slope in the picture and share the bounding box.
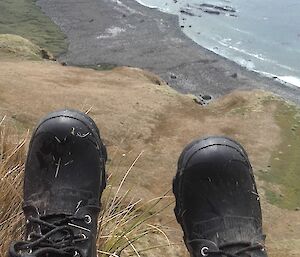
[0,60,299,256]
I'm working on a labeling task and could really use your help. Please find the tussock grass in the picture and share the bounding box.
[0,117,28,257]
[0,117,174,257]
[0,34,54,60]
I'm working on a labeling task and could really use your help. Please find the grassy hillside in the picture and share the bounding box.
[0,0,67,56]
[0,34,55,60]
[0,59,299,256]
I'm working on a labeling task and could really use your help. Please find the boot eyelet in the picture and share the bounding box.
[28,249,32,254]
[81,233,87,239]
[74,250,80,257]
[201,246,209,256]
[84,215,92,224]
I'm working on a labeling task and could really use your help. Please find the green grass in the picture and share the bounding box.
[259,98,300,210]
[0,0,67,56]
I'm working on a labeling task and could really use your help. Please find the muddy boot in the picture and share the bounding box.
[9,110,107,257]
[173,136,268,257]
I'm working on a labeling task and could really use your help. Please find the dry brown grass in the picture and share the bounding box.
[0,117,27,257]
[0,118,173,257]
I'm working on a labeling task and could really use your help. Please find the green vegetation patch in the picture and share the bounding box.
[259,97,300,210]
[0,0,67,56]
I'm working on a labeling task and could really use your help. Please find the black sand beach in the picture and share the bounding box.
[37,0,300,104]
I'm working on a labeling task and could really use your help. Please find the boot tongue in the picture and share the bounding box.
[192,216,261,242]
[190,216,266,257]
[24,187,97,216]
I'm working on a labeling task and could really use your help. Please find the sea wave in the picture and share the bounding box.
[218,39,266,61]
[133,0,300,89]
[134,0,161,10]
[278,76,300,88]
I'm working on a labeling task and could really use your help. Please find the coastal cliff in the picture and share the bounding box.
[0,0,299,255]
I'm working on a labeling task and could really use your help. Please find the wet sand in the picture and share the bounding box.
[36,0,300,104]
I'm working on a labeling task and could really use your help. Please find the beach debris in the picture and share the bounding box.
[194,94,213,105]
[231,73,238,78]
[193,97,204,105]
[295,207,300,211]
[202,94,212,101]
[170,73,177,79]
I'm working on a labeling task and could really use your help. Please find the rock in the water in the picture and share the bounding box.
[195,3,237,17]
[204,10,220,15]
[180,8,195,16]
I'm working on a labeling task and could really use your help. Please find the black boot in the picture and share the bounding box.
[9,110,107,257]
[173,137,268,257]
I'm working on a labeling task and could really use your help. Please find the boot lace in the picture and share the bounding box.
[10,215,90,257]
[189,239,265,257]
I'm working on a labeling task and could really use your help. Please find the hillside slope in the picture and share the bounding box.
[0,59,299,256]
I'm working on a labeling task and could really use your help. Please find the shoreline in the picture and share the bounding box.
[36,0,300,104]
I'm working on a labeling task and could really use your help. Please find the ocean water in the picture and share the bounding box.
[135,0,300,87]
